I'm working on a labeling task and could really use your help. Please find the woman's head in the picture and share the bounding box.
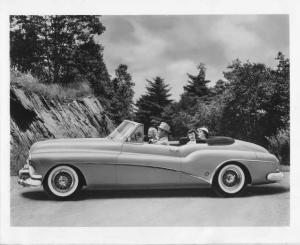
[148,127,158,139]
[187,129,197,141]
[197,127,209,140]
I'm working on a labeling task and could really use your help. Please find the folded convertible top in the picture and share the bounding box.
[206,136,235,145]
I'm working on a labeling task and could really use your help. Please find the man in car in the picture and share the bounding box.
[155,122,171,145]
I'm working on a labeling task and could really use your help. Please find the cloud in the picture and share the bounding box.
[98,15,289,101]
[210,17,262,59]
[165,59,198,98]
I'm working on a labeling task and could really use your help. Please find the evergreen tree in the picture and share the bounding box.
[135,77,172,131]
[107,64,135,125]
[180,63,210,110]
[183,63,210,97]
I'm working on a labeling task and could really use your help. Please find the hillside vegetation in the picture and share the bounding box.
[11,69,93,101]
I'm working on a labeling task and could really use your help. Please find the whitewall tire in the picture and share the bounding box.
[213,164,247,197]
[43,165,83,200]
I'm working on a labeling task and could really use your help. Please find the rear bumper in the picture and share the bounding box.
[267,172,284,182]
[18,161,42,187]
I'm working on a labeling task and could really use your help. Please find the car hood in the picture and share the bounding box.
[30,137,114,155]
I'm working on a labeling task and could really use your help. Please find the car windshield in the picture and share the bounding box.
[108,121,136,142]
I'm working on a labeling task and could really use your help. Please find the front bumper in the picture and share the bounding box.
[267,172,284,182]
[18,160,42,187]
[18,178,42,187]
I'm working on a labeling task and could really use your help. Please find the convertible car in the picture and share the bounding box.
[18,120,284,200]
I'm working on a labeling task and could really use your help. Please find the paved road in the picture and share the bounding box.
[11,173,289,226]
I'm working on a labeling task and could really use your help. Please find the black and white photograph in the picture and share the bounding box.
[1,0,300,244]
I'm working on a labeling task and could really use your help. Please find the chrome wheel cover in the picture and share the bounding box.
[48,166,79,197]
[218,164,245,194]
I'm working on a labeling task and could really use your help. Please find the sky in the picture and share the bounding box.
[96,15,289,101]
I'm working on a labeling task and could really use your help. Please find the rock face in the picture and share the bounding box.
[10,85,115,174]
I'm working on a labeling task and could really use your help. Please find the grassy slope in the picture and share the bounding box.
[11,69,93,101]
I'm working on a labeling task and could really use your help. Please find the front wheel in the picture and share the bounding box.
[43,165,83,200]
[213,164,247,197]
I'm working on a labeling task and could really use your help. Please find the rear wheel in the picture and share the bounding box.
[213,164,247,197]
[43,165,83,200]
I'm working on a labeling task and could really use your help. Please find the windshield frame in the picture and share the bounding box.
[108,120,140,142]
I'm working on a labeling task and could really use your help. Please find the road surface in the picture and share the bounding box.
[11,173,289,226]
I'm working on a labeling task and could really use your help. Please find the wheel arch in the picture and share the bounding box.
[42,163,87,186]
[212,160,252,185]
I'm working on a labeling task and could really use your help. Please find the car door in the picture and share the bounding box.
[116,126,181,186]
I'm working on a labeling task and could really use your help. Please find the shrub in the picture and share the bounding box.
[266,128,290,165]
[11,69,93,101]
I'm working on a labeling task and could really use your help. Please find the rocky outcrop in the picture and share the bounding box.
[10,85,115,174]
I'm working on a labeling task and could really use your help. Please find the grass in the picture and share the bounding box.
[10,143,29,176]
[10,69,93,101]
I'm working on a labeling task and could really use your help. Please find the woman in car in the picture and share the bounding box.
[196,127,209,143]
[187,129,197,144]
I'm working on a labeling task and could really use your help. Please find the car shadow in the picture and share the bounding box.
[21,184,289,201]
[243,185,290,197]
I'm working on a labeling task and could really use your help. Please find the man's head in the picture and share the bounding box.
[148,127,158,139]
[197,127,209,140]
[188,129,197,141]
[157,122,170,138]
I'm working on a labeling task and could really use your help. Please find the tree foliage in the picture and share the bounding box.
[180,63,211,111]
[183,63,210,97]
[10,15,109,95]
[220,53,289,146]
[161,102,193,139]
[106,64,135,125]
[135,77,172,132]
[161,63,212,136]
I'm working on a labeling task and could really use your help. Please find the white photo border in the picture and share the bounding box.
[1,0,299,244]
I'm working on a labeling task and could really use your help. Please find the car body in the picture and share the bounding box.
[18,120,284,199]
